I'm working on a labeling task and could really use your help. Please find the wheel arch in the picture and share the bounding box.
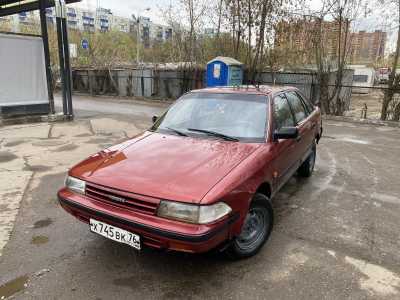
[255,182,272,200]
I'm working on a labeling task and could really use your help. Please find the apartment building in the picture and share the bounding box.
[4,6,171,45]
[275,19,350,64]
[131,15,172,48]
[112,15,130,33]
[0,11,37,31]
[349,30,387,64]
[275,20,387,65]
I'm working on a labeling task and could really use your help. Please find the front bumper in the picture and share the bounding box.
[57,188,239,253]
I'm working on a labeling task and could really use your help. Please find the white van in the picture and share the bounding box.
[348,65,375,94]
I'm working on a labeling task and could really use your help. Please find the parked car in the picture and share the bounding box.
[58,86,322,259]
[376,67,391,84]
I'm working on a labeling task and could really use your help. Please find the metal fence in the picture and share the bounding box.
[71,69,348,103]
[72,69,204,99]
[71,69,400,121]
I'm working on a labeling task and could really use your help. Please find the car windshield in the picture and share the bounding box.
[151,92,269,142]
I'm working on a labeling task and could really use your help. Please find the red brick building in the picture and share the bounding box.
[349,30,387,64]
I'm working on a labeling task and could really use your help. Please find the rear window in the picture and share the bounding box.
[353,75,368,83]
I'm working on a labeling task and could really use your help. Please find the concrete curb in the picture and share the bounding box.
[71,93,175,107]
[323,115,400,128]
[0,113,70,127]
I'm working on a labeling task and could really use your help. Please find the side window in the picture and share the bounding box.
[286,92,307,123]
[273,94,295,130]
[296,92,314,114]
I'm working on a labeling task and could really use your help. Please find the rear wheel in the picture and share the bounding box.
[298,143,316,177]
[225,194,273,259]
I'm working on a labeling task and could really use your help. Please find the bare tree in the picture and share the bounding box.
[312,0,363,115]
[380,0,400,120]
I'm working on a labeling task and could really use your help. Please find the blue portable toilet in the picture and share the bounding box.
[206,56,243,87]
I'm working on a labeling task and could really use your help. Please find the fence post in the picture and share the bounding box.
[310,74,316,104]
[141,76,145,97]
[361,103,367,119]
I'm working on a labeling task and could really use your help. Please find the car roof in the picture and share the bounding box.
[190,85,298,96]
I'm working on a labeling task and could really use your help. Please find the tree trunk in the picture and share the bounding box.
[234,0,241,58]
[391,75,400,120]
[215,0,223,55]
[381,2,400,120]
[246,0,252,65]
[250,0,269,81]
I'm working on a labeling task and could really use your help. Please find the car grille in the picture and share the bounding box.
[85,183,159,215]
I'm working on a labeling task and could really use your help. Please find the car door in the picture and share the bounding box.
[285,91,313,163]
[270,93,298,191]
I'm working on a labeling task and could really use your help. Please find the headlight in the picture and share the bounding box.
[65,176,86,194]
[157,201,231,224]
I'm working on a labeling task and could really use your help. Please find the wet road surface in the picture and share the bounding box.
[0,114,400,299]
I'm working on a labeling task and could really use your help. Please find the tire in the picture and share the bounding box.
[298,143,316,177]
[225,193,273,259]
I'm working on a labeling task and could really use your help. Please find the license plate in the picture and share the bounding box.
[89,219,141,250]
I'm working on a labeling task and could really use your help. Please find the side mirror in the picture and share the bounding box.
[152,115,158,123]
[273,127,298,140]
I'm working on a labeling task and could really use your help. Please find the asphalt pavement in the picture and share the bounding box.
[1,96,400,299]
[54,94,169,119]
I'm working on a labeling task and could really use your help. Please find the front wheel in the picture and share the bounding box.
[225,194,273,259]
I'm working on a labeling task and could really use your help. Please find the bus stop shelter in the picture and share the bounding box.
[0,0,80,119]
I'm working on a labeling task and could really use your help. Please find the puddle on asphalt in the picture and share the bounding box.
[2,191,20,198]
[23,165,53,172]
[85,138,111,144]
[75,133,92,137]
[0,151,18,163]
[33,218,53,229]
[322,135,336,139]
[31,235,49,245]
[0,275,29,299]
[32,140,67,147]
[4,140,25,147]
[51,144,78,152]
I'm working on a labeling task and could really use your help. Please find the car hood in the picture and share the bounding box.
[70,132,260,203]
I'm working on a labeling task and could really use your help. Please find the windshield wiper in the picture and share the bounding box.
[187,128,239,141]
[165,127,188,136]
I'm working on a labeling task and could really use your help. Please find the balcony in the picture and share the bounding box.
[82,16,95,26]
[82,16,94,21]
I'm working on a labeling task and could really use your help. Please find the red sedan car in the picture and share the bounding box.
[58,86,322,259]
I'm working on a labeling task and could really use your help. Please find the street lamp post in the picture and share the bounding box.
[136,7,150,65]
